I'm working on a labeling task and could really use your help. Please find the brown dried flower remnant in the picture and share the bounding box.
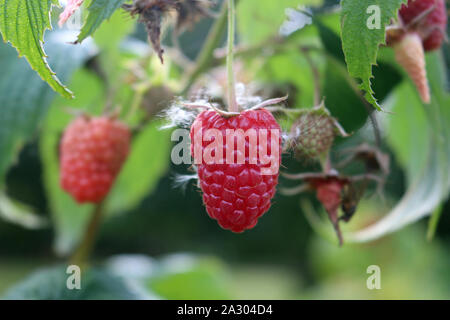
[123,0,214,64]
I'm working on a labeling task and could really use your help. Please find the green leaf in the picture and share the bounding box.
[300,52,450,243]
[257,50,317,108]
[145,254,231,300]
[317,21,369,132]
[316,18,345,62]
[237,0,323,45]
[105,122,171,215]
[340,0,407,110]
[0,31,95,186]
[347,52,450,241]
[91,6,135,82]
[323,56,369,133]
[318,23,402,132]
[0,0,73,98]
[76,0,128,43]
[3,266,144,300]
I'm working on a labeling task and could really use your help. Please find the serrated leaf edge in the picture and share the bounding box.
[0,1,74,99]
[340,0,407,111]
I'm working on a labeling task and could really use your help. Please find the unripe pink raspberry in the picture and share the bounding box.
[60,115,130,204]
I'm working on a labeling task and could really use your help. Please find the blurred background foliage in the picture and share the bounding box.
[0,0,449,299]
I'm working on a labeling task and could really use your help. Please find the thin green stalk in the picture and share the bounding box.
[226,0,238,112]
[427,204,443,242]
[301,47,321,106]
[126,86,146,122]
[70,202,104,268]
[180,0,230,95]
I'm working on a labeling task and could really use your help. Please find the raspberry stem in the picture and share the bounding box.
[70,202,104,268]
[126,85,146,121]
[227,0,238,113]
[180,0,229,95]
[301,47,321,106]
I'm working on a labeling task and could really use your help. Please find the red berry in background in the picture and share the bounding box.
[387,0,448,103]
[60,115,131,204]
[308,177,348,246]
[190,109,281,233]
[399,0,447,51]
[315,180,343,219]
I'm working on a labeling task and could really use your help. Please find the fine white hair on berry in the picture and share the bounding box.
[235,82,262,109]
[172,173,199,193]
[281,131,291,149]
[160,101,199,130]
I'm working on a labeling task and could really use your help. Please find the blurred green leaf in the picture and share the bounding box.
[316,18,345,62]
[77,0,128,43]
[105,122,172,215]
[257,50,317,108]
[106,254,232,299]
[146,254,231,300]
[0,192,48,229]
[93,7,135,52]
[340,0,407,110]
[0,31,95,186]
[3,265,143,300]
[237,0,323,45]
[322,53,402,133]
[300,51,450,243]
[323,55,369,132]
[0,0,72,98]
[307,218,450,299]
[348,52,450,241]
[301,200,338,245]
[87,6,136,114]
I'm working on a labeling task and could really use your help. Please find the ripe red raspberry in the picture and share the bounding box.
[399,0,447,51]
[60,115,131,204]
[190,109,281,233]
